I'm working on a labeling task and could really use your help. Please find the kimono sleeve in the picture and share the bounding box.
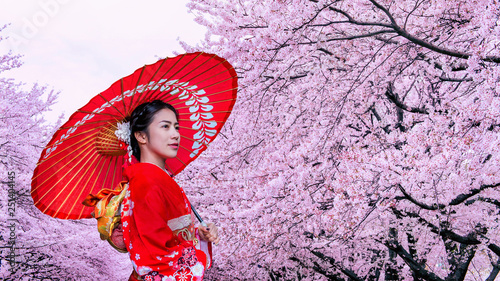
[129,177,187,262]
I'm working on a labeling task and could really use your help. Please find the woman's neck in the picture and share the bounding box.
[139,156,167,173]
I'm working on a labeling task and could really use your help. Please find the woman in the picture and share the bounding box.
[121,100,219,281]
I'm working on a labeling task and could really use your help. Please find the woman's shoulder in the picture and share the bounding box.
[125,163,167,178]
[124,163,177,189]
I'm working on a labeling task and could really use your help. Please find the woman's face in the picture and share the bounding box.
[141,108,180,160]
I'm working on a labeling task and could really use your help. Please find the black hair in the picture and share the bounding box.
[129,100,179,161]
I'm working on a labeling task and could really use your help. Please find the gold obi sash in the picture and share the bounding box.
[82,181,129,253]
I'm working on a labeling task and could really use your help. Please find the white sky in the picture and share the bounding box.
[0,0,206,122]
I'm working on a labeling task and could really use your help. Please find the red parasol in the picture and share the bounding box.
[31,52,238,220]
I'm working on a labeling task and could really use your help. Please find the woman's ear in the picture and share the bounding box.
[134,131,147,144]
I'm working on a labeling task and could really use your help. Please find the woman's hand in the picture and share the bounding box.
[198,222,220,245]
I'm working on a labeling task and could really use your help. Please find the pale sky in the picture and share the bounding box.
[0,0,206,122]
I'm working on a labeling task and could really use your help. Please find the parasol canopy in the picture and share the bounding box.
[31,52,238,220]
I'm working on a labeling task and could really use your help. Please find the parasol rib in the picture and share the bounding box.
[32,137,95,187]
[39,146,98,211]
[53,154,103,217]
[65,155,108,219]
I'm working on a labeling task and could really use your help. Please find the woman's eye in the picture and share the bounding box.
[175,127,180,131]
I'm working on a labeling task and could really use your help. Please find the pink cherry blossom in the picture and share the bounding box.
[181,0,500,280]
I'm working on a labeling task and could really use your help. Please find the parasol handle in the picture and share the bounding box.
[191,204,218,246]
[191,205,208,227]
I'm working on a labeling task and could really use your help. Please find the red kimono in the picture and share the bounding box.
[121,163,212,281]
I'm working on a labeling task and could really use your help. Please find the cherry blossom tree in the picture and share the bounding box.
[179,0,500,280]
[0,26,132,280]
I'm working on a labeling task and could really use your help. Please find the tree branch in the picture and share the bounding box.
[397,184,444,210]
[365,0,500,63]
[439,77,472,82]
[311,250,364,281]
[486,257,500,281]
[489,244,500,257]
[398,181,500,212]
[384,241,445,281]
[466,197,500,208]
[328,7,392,28]
[238,25,268,29]
[445,243,477,281]
[297,30,396,45]
[391,208,481,245]
[449,182,500,206]
[290,256,345,280]
[293,3,334,31]
[385,83,429,114]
